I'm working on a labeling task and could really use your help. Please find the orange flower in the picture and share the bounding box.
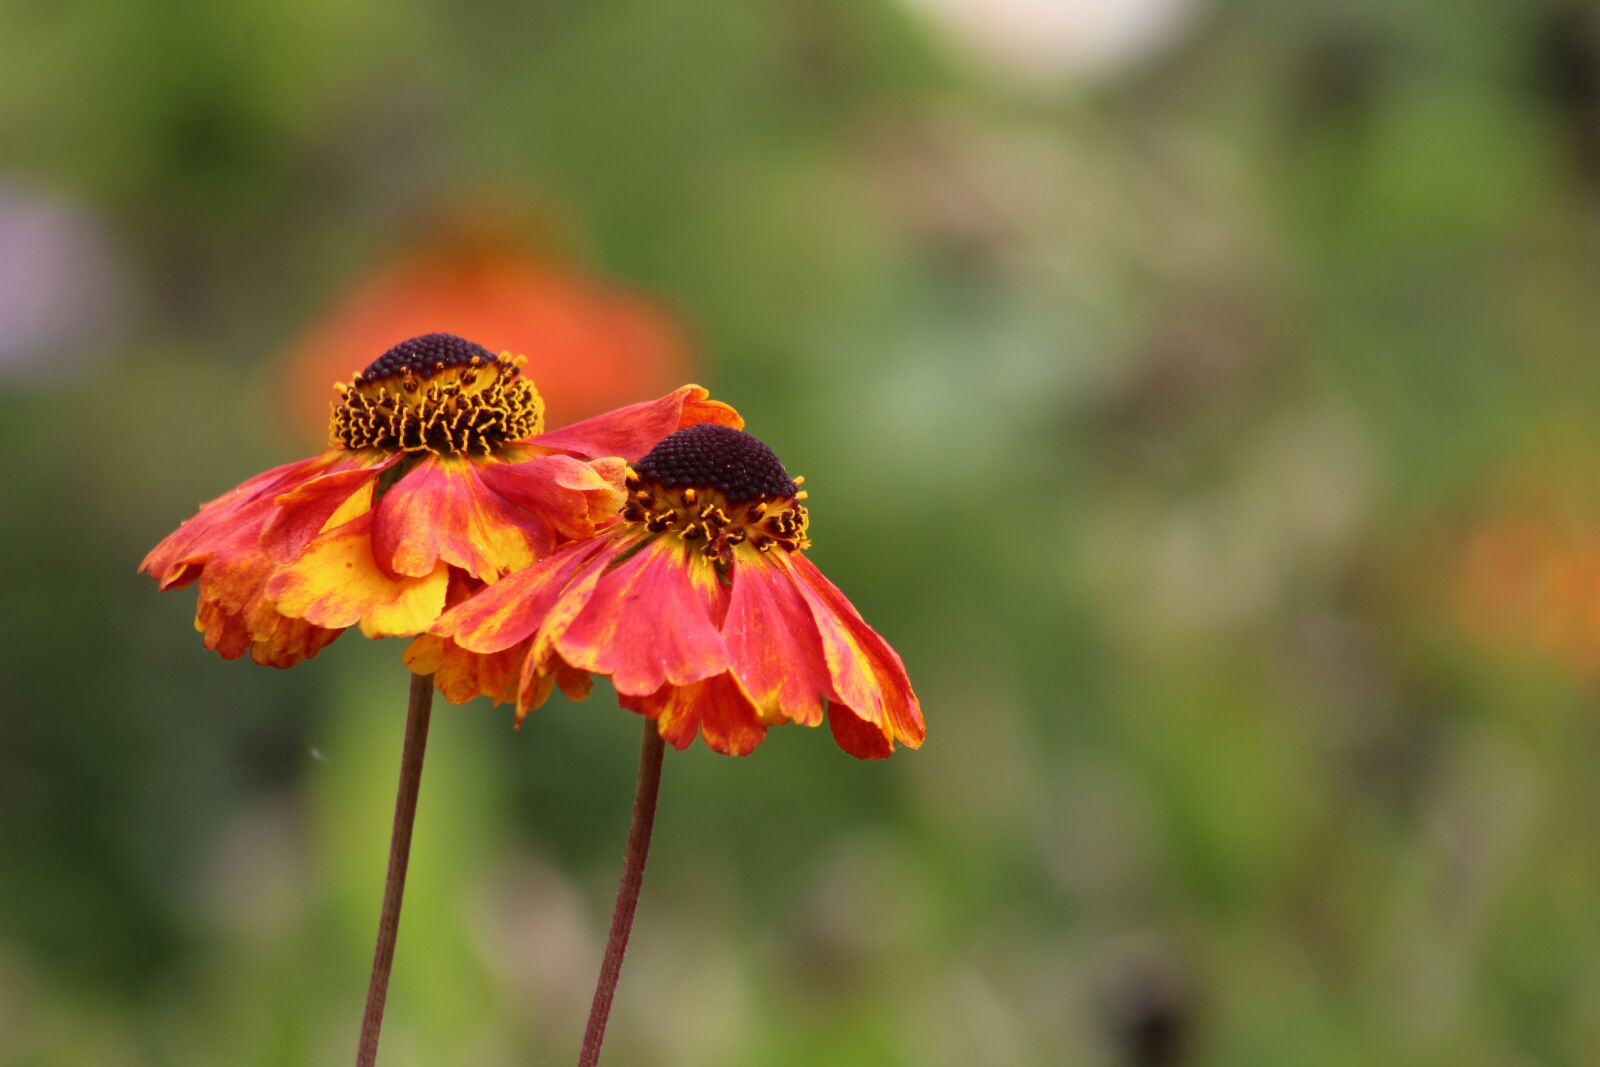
[1455,512,1600,676]
[410,424,926,759]
[142,332,740,668]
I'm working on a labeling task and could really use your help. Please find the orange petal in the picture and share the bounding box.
[260,456,395,563]
[554,537,729,696]
[478,454,628,541]
[527,384,744,462]
[617,688,694,749]
[779,553,925,755]
[723,551,832,727]
[826,706,896,760]
[621,674,768,755]
[195,596,254,660]
[371,456,554,582]
[514,651,559,723]
[268,512,448,637]
[141,453,339,589]
[433,535,620,654]
[405,634,527,707]
[556,665,593,702]
[194,551,342,668]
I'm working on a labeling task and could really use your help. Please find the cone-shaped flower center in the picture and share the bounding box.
[329,333,543,455]
[625,425,810,564]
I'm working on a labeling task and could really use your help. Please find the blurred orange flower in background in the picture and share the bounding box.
[282,200,692,446]
[1451,439,1600,678]
[1456,512,1600,678]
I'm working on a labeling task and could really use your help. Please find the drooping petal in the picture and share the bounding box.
[478,454,628,541]
[245,609,343,668]
[526,533,639,670]
[193,552,342,668]
[260,454,397,563]
[195,596,254,661]
[432,535,620,654]
[371,455,555,582]
[514,651,559,722]
[689,674,769,755]
[616,688,691,749]
[723,550,832,727]
[141,452,342,589]
[620,674,768,755]
[779,553,925,755]
[826,705,896,760]
[405,633,528,707]
[554,537,730,696]
[555,665,593,702]
[268,512,449,637]
[527,384,743,462]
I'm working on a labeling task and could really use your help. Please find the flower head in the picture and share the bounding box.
[411,425,925,759]
[141,332,740,668]
[328,332,545,454]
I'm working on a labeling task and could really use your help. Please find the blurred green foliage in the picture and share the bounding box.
[4,1,1600,1064]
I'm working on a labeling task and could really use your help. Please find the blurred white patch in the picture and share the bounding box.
[900,0,1202,85]
[0,183,124,382]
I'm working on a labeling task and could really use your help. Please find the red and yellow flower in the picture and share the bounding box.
[141,332,740,668]
[410,424,926,759]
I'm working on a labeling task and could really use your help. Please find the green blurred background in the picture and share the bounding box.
[5,1,1600,1064]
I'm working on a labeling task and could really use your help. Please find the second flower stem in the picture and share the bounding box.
[577,720,666,1067]
[355,671,434,1067]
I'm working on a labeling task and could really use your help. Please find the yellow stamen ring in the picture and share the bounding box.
[622,472,810,566]
[329,356,543,455]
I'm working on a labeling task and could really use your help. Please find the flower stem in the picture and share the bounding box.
[577,720,666,1067]
[355,671,434,1067]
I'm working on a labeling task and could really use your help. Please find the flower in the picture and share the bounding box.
[409,424,926,759]
[280,212,690,446]
[141,332,740,668]
[1454,508,1600,678]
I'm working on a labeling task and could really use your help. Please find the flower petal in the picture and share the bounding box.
[779,553,925,755]
[554,537,729,696]
[141,453,339,589]
[432,535,620,654]
[514,654,559,725]
[268,512,448,637]
[620,674,768,755]
[405,633,528,706]
[194,552,342,667]
[372,456,555,582]
[526,384,743,462]
[826,705,896,760]
[477,454,628,541]
[556,665,593,702]
[723,551,832,727]
[260,455,397,564]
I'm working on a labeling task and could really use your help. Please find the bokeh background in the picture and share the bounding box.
[5,1,1600,1064]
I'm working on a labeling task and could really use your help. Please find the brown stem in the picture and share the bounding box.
[577,720,666,1067]
[355,671,435,1067]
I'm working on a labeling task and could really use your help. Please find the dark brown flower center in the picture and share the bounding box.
[626,426,809,563]
[357,332,498,384]
[633,424,798,504]
[329,333,543,455]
